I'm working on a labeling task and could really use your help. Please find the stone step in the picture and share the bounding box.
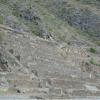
[8,79,40,88]
[6,88,49,99]
[40,70,91,81]
[70,90,100,97]
[5,73,31,80]
[47,78,85,89]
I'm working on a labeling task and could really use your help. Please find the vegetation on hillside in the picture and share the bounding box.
[0,0,100,42]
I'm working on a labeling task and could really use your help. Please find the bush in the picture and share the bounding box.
[0,16,4,24]
[0,32,3,42]
[90,58,95,65]
[89,47,97,53]
[90,58,100,66]
[0,0,7,4]
[31,24,40,36]
[96,41,100,46]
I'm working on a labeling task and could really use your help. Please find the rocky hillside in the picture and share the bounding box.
[0,0,100,99]
[0,0,100,42]
[38,0,100,41]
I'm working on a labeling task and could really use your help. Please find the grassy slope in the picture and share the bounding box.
[0,0,100,45]
[35,0,100,42]
[33,1,90,43]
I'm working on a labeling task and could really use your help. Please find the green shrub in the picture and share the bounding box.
[0,32,4,42]
[96,41,100,46]
[90,58,100,66]
[0,16,3,24]
[90,58,95,65]
[31,24,40,36]
[0,0,7,4]
[89,47,97,53]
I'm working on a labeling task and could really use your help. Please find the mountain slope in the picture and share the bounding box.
[35,0,100,42]
[0,0,100,99]
[0,0,100,43]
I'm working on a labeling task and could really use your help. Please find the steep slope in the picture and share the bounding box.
[0,23,100,99]
[0,0,100,43]
[36,0,100,42]
[0,0,100,99]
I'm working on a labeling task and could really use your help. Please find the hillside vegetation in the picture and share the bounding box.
[0,0,100,44]
[0,0,100,99]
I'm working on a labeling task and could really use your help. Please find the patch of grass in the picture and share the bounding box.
[31,24,40,36]
[90,58,100,66]
[0,16,4,24]
[0,0,7,4]
[95,41,100,46]
[90,58,96,65]
[89,47,97,53]
[0,32,4,42]
[12,10,20,17]
[34,3,77,42]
